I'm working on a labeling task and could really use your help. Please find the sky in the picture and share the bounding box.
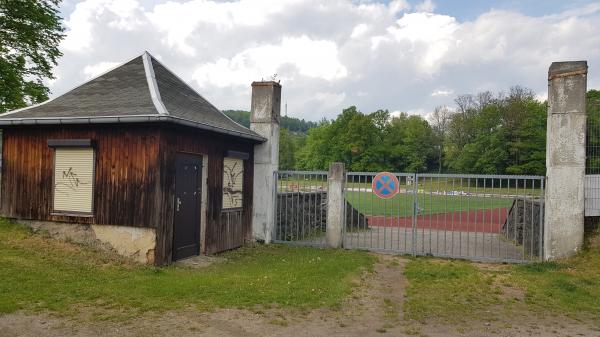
[51,0,600,121]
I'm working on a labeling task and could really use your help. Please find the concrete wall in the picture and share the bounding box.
[275,191,369,242]
[21,220,156,264]
[503,199,543,258]
[92,225,156,264]
[250,81,281,243]
[544,61,588,260]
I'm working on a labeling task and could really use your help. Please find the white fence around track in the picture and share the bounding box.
[274,170,545,263]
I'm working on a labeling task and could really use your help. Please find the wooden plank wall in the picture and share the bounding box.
[153,124,255,265]
[1,123,256,266]
[0,124,161,227]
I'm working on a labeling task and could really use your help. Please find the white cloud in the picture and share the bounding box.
[390,110,403,117]
[384,13,458,74]
[314,92,347,108]
[535,93,548,102]
[431,89,453,97]
[192,35,348,88]
[61,0,145,52]
[406,108,427,115]
[416,0,436,13]
[51,0,600,121]
[351,23,370,39]
[83,61,120,79]
[145,0,297,56]
[388,0,410,15]
[45,73,61,89]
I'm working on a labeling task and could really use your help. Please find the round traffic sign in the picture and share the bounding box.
[372,172,400,199]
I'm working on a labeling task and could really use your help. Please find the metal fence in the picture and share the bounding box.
[274,170,545,263]
[586,95,600,216]
[274,171,328,247]
[344,173,545,263]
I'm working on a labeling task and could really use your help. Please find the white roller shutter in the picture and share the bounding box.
[53,148,95,214]
[222,157,243,209]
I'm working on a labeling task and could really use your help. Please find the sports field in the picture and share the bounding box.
[344,191,514,217]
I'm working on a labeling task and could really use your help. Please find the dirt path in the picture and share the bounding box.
[1,255,599,337]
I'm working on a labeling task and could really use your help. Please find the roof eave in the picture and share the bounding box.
[0,115,266,143]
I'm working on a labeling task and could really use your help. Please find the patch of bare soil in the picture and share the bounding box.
[417,311,600,337]
[2,254,600,337]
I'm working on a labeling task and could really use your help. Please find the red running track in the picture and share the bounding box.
[365,208,509,234]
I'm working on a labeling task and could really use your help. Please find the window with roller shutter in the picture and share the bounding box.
[53,147,95,214]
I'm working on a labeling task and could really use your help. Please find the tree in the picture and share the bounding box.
[429,105,453,173]
[279,128,296,170]
[295,119,334,170]
[295,107,389,171]
[444,86,546,175]
[385,113,436,172]
[0,0,65,112]
[223,110,318,133]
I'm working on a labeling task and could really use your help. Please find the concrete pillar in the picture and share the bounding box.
[326,162,345,248]
[250,81,281,243]
[544,61,588,260]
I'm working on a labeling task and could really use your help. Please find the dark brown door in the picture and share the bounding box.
[172,154,202,261]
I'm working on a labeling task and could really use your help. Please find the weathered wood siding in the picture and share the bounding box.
[0,123,255,265]
[0,124,161,227]
[155,125,254,264]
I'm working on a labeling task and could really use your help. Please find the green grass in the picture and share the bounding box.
[403,258,499,322]
[403,237,600,323]
[0,218,375,317]
[345,191,514,217]
[511,246,600,317]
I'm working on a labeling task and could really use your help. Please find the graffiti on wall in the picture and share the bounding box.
[223,158,244,209]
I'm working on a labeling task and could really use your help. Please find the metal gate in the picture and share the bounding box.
[273,170,545,263]
[344,173,544,263]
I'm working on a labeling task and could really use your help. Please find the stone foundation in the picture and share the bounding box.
[18,220,156,264]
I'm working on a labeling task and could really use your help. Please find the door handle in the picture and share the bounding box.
[176,197,182,212]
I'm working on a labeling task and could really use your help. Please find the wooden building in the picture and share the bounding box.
[0,52,267,265]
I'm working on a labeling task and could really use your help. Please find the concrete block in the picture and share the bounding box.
[250,81,281,243]
[326,162,345,248]
[92,225,156,264]
[544,61,587,260]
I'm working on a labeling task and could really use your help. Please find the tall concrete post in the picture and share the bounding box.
[250,81,281,243]
[326,162,345,248]
[544,61,588,260]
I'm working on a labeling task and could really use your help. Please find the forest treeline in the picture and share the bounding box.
[225,88,600,175]
[224,110,318,133]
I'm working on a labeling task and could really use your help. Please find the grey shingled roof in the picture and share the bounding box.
[0,52,264,142]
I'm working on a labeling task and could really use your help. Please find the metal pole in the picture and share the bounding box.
[412,173,418,256]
